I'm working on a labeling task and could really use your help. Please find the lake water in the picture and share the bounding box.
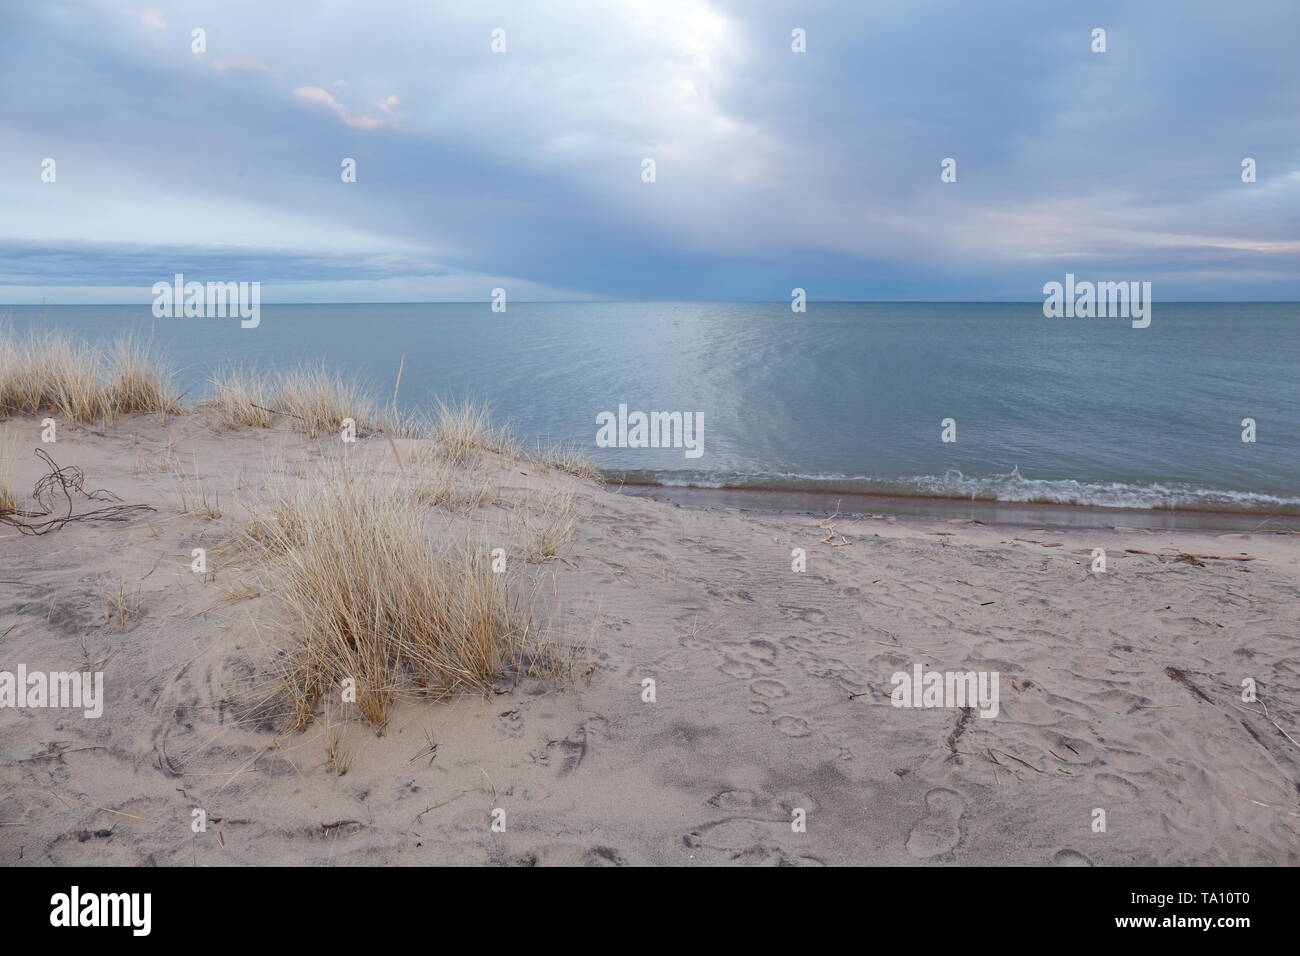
[4,301,1298,525]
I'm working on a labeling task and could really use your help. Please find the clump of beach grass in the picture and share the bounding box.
[244,483,308,553]
[172,462,222,520]
[0,328,180,423]
[433,399,519,465]
[105,336,182,420]
[248,463,540,729]
[272,366,378,439]
[207,364,423,437]
[103,575,144,629]
[524,489,577,563]
[322,711,356,776]
[0,328,109,422]
[208,366,273,429]
[534,442,603,482]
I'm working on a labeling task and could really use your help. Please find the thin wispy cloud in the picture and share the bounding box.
[293,87,400,130]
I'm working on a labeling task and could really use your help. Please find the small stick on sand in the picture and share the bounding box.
[1230,699,1300,750]
[415,792,466,822]
[43,788,157,823]
[251,402,305,422]
[988,748,1043,773]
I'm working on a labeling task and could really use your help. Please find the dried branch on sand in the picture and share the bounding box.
[0,449,154,535]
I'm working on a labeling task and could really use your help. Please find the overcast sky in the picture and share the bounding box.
[1,0,1297,303]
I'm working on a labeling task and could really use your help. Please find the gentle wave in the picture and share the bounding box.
[613,466,1300,514]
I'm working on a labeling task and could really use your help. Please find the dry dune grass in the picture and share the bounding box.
[0,328,108,422]
[103,575,144,629]
[208,366,273,429]
[414,455,495,513]
[272,366,379,438]
[172,461,222,520]
[247,462,545,729]
[208,364,427,438]
[245,480,309,553]
[535,442,603,482]
[433,399,519,465]
[0,328,180,423]
[524,489,578,562]
[106,337,183,419]
[0,330,581,473]
[0,428,17,515]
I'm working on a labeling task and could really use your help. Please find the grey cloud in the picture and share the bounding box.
[0,0,1296,300]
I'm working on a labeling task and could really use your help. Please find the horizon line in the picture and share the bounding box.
[4,299,1299,307]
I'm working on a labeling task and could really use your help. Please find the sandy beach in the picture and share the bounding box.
[2,409,1297,867]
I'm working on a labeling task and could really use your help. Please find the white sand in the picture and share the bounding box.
[2,412,1297,865]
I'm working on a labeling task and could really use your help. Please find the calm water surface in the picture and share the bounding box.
[4,302,1297,519]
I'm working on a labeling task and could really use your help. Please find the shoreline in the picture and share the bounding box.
[614,480,1300,532]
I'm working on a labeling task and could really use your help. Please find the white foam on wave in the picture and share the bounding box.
[628,466,1300,513]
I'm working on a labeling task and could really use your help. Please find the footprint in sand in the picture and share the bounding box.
[773,715,810,737]
[708,789,762,809]
[750,679,789,699]
[721,659,756,679]
[1053,849,1094,866]
[1094,772,1141,798]
[780,634,819,652]
[739,639,780,664]
[905,788,964,858]
[719,640,780,681]
[778,605,829,624]
[546,720,599,776]
[583,845,628,866]
[497,710,524,738]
